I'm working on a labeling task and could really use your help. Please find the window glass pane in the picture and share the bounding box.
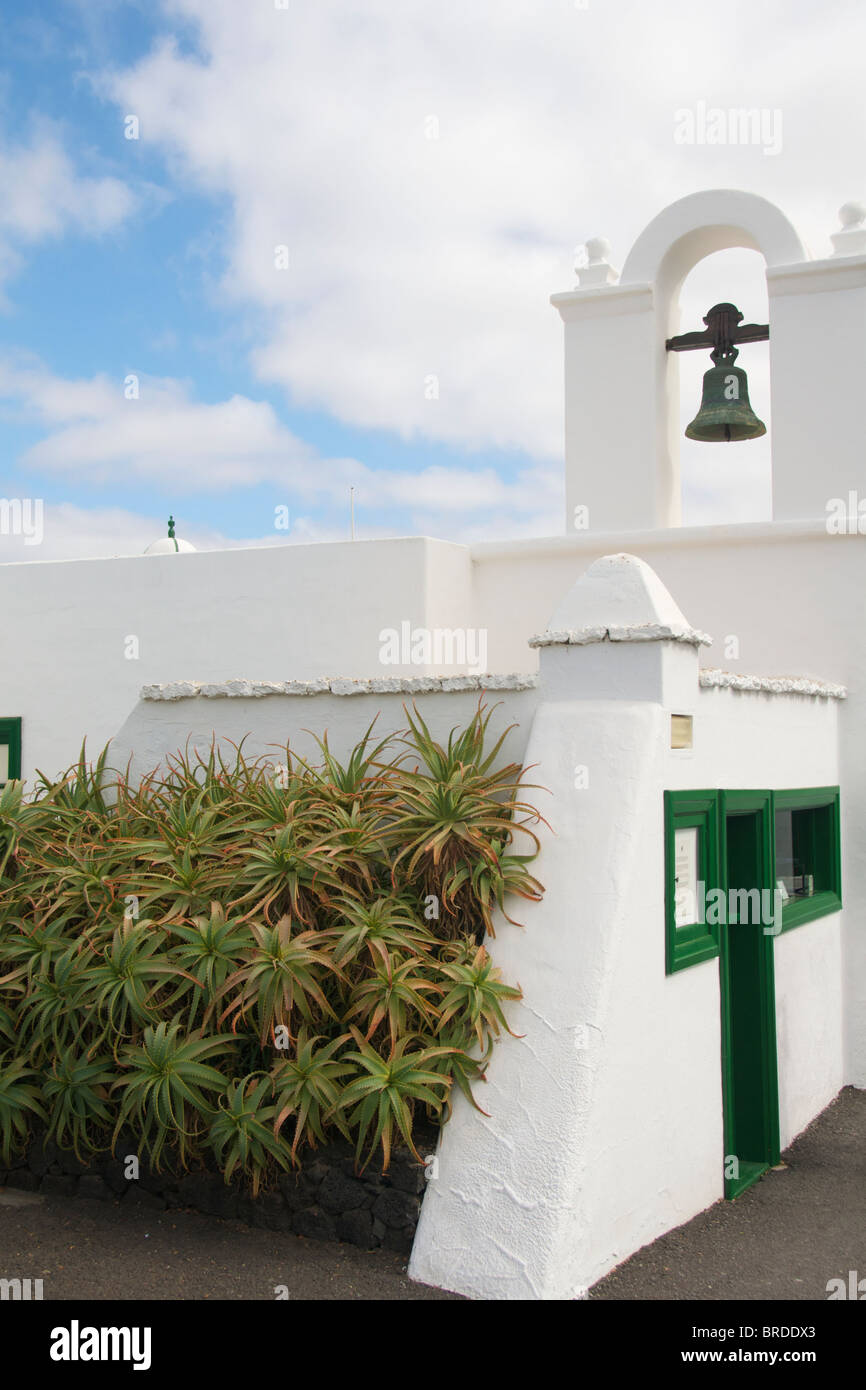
[0,743,8,784]
[775,808,796,894]
[775,805,830,899]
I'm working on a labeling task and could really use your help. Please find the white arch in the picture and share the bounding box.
[620,190,809,297]
[555,190,836,533]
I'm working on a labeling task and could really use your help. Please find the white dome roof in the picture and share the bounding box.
[144,517,196,555]
[144,536,196,555]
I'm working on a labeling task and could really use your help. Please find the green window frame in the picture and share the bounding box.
[664,790,721,974]
[665,785,842,972]
[773,787,841,932]
[0,717,22,787]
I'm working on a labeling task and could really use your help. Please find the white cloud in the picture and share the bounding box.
[0,492,562,565]
[0,122,137,292]
[0,499,376,564]
[0,355,561,540]
[98,0,866,474]
[4,0,857,553]
[0,502,219,563]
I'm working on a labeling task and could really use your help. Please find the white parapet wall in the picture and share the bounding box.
[5,519,865,1093]
[409,554,844,1300]
[411,693,725,1299]
[4,189,865,1092]
[0,535,474,786]
[469,522,866,1090]
[104,552,845,1305]
[109,675,540,784]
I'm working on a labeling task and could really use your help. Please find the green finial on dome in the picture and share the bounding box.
[143,514,194,555]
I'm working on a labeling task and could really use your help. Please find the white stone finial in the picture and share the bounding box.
[585,236,611,263]
[576,235,619,287]
[831,201,866,257]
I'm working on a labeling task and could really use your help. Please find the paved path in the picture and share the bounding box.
[591,1085,866,1300]
[1,1087,862,1300]
[0,1188,457,1301]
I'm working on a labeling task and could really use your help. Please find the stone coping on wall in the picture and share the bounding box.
[528,622,712,648]
[141,674,539,701]
[699,668,848,699]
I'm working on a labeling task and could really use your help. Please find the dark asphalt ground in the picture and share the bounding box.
[0,1087,861,1301]
[0,1188,457,1300]
[591,1085,866,1300]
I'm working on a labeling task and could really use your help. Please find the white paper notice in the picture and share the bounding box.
[674,826,699,927]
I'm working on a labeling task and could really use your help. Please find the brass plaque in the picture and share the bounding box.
[671,713,693,750]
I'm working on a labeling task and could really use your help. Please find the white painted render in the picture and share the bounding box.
[469,522,866,1092]
[410,556,843,1300]
[774,917,844,1150]
[551,189,866,533]
[0,536,471,785]
[109,685,540,785]
[1,188,863,1299]
[104,550,847,1300]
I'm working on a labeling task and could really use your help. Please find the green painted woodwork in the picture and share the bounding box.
[0,717,21,785]
[664,790,721,974]
[665,786,841,971]
[665,785,840,1201]
[773,787,842,932]
[719,792,780,1198]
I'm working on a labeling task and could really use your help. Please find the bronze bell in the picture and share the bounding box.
[685,350,766,443]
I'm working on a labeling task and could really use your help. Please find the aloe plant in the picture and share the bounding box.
[44,1054,117,1160]
[0,703,543,1180]
[271,1030,354,1157]
[209,1073,290,1194]
[216,915,338,1044]
[344,955,443,1047]
[0,1057,46,1165]
[76,917,189,1052]
[332,1030,456,1169]
[15,949,88,1063]
[388,703,547,941]
[167,903,252,1025]
[323,894,432,972]
[437,943,523,1049]
[113,1021,234,1168]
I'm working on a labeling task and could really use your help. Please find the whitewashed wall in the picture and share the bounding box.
[108,682,539,784]
[672,684,844,1154]
[472,523,865,1086]
[411,680,842,1299]
[410,554,843,1300]
[774,919,844,1149]
[0,536,471,785]
[551,190,866,534]
[97,543,844,1300]
[3,516,852,1296]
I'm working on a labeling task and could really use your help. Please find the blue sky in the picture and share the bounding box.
[1,0,546,551]
[0,0,862,559]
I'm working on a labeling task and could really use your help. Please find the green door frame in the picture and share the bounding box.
[0,717,22,785]
[719,790,780,1198]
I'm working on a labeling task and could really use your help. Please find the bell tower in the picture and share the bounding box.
[552,190,866,533]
